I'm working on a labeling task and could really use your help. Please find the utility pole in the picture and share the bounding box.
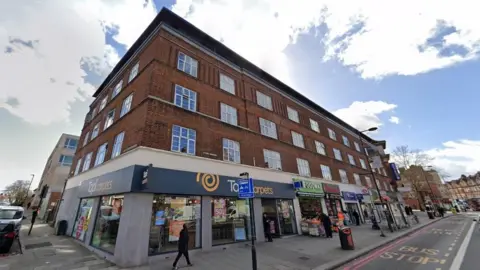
[239,172,257,270]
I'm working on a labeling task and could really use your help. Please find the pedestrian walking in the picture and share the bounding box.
[321,212,333,238]
[352,210,360,226]
[263,213,273,242]
[404,205,410,216]
[172,224,193,270]
[27,202,31,210]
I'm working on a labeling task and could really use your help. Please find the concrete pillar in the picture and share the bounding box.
[201,196,212,250]
[114,193,153,267]
[293,198,302,235]
[55,187,80,234]
[253,198,264,242]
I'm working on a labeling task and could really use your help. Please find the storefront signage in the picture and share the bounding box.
[292,179,324,195]
[322,183,340,194]
[136,167,295,199]
[78,166,140,198]
[342,191,357,201]
[389,163,401,181]
[356,194,364,200]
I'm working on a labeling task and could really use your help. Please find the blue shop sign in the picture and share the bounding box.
[389,163,401,181]
[342,191,357,201]
[356,194,364,200]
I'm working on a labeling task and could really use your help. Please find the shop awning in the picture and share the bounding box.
[297,191,325,198]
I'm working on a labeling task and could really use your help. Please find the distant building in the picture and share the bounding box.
[33,133,79,222]
[445,172,480,210]
[398,166,450,210]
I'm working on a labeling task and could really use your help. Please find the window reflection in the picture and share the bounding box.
[149,195,201,255]
[212,197,251,245]
[91,195,124,253]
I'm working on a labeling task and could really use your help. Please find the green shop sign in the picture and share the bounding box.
[293,178,324,196]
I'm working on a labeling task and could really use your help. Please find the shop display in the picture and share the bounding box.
[72,198,94,241]
[212,197,250,245]
[91,195,124,253]
[148,195,201,255]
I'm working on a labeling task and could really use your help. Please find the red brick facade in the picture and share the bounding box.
[72,24,393,190]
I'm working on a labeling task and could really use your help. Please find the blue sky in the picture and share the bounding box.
[1,0,479,190]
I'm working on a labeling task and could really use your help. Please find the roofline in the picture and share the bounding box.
[92,8,379,144]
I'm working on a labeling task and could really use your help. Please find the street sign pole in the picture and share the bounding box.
[239,172,257,270]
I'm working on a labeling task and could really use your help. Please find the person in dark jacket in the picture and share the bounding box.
[352,210,360,226]
[173,223,192,269]
[263,213,273,242]
[320,212,333,238]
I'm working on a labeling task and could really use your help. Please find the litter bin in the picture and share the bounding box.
[427,211,435,219]
[56,220,68,236]
[339,227,355,250]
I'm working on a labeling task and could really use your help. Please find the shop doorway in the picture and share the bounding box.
[345,203,361,225]
[261,199,297,237]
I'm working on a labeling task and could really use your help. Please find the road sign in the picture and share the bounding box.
[238,178,254,199]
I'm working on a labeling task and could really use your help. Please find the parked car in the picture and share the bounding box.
[0,223,16,253]
[0,206,26,236]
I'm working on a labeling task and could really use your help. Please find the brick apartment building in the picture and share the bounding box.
[56,8,398,267]
[445,172,480,209]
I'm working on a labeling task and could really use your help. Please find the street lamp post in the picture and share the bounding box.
[239,172,257,270]
[358,127,390,237]
[22,174,35,206]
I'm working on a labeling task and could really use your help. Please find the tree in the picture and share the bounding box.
[4,180,30,205]
[392,145,433,168]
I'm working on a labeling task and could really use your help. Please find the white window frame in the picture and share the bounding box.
[310,119,320,133]
[64,138,77,150]
[94,143,108,167]
[287,107,299,123]
[82,152,93,172]
[174,85,197,112]
[128,62,139,83]
[259,118,277,139]
[321,165,332,180]
[348,154,356,166]
[360,158,367,169]
[328,128,337,140]
[256,91,273,110]
[120,94,133,117]
[99,96,108,111]
[59,155,73,166]
[112,132,125,158]
[220,103,238,126]
[91,123,100,140]
[333,148,342,161]
[92,107,97,118]
[220,73,235,94]
[222,138,240,163]
[365,176,372,188]
[104,109,115,131]
[112,80,123,99]
[171,125,196,155]
[291,131,305,148]
[354,141,361,152]
[353,173,361,186]
[339,169,349,184]
[263,149,282,170]
[342,135,350,147]
[177,52,198,77]
[315,141,326,155]
[74,158,82,176]
[296,158,310,177]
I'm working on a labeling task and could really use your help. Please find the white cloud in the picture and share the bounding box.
[0,0,157,125]
[173,0,480,83]
[333,101,397,131]
[426,140,480,180]
[389,116,400,124]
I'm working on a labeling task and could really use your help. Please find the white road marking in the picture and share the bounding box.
[450,221,475,270]
[448,247,453,251]
[445,253,450,257]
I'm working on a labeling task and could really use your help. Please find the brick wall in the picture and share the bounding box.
[71,27,393,190]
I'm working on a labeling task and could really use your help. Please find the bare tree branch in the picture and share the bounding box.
[4,180,30,205]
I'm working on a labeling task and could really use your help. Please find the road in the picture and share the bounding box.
[339,213,479,270]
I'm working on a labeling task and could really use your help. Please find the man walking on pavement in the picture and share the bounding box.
[353,210,360,226]
[173,223,193,269]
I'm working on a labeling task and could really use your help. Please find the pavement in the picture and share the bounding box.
[337,212,477,270]
[0,211,450,270]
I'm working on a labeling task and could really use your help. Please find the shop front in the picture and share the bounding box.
[342,191,361,225]
[292,178,326,236]
[64,165,296,267]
